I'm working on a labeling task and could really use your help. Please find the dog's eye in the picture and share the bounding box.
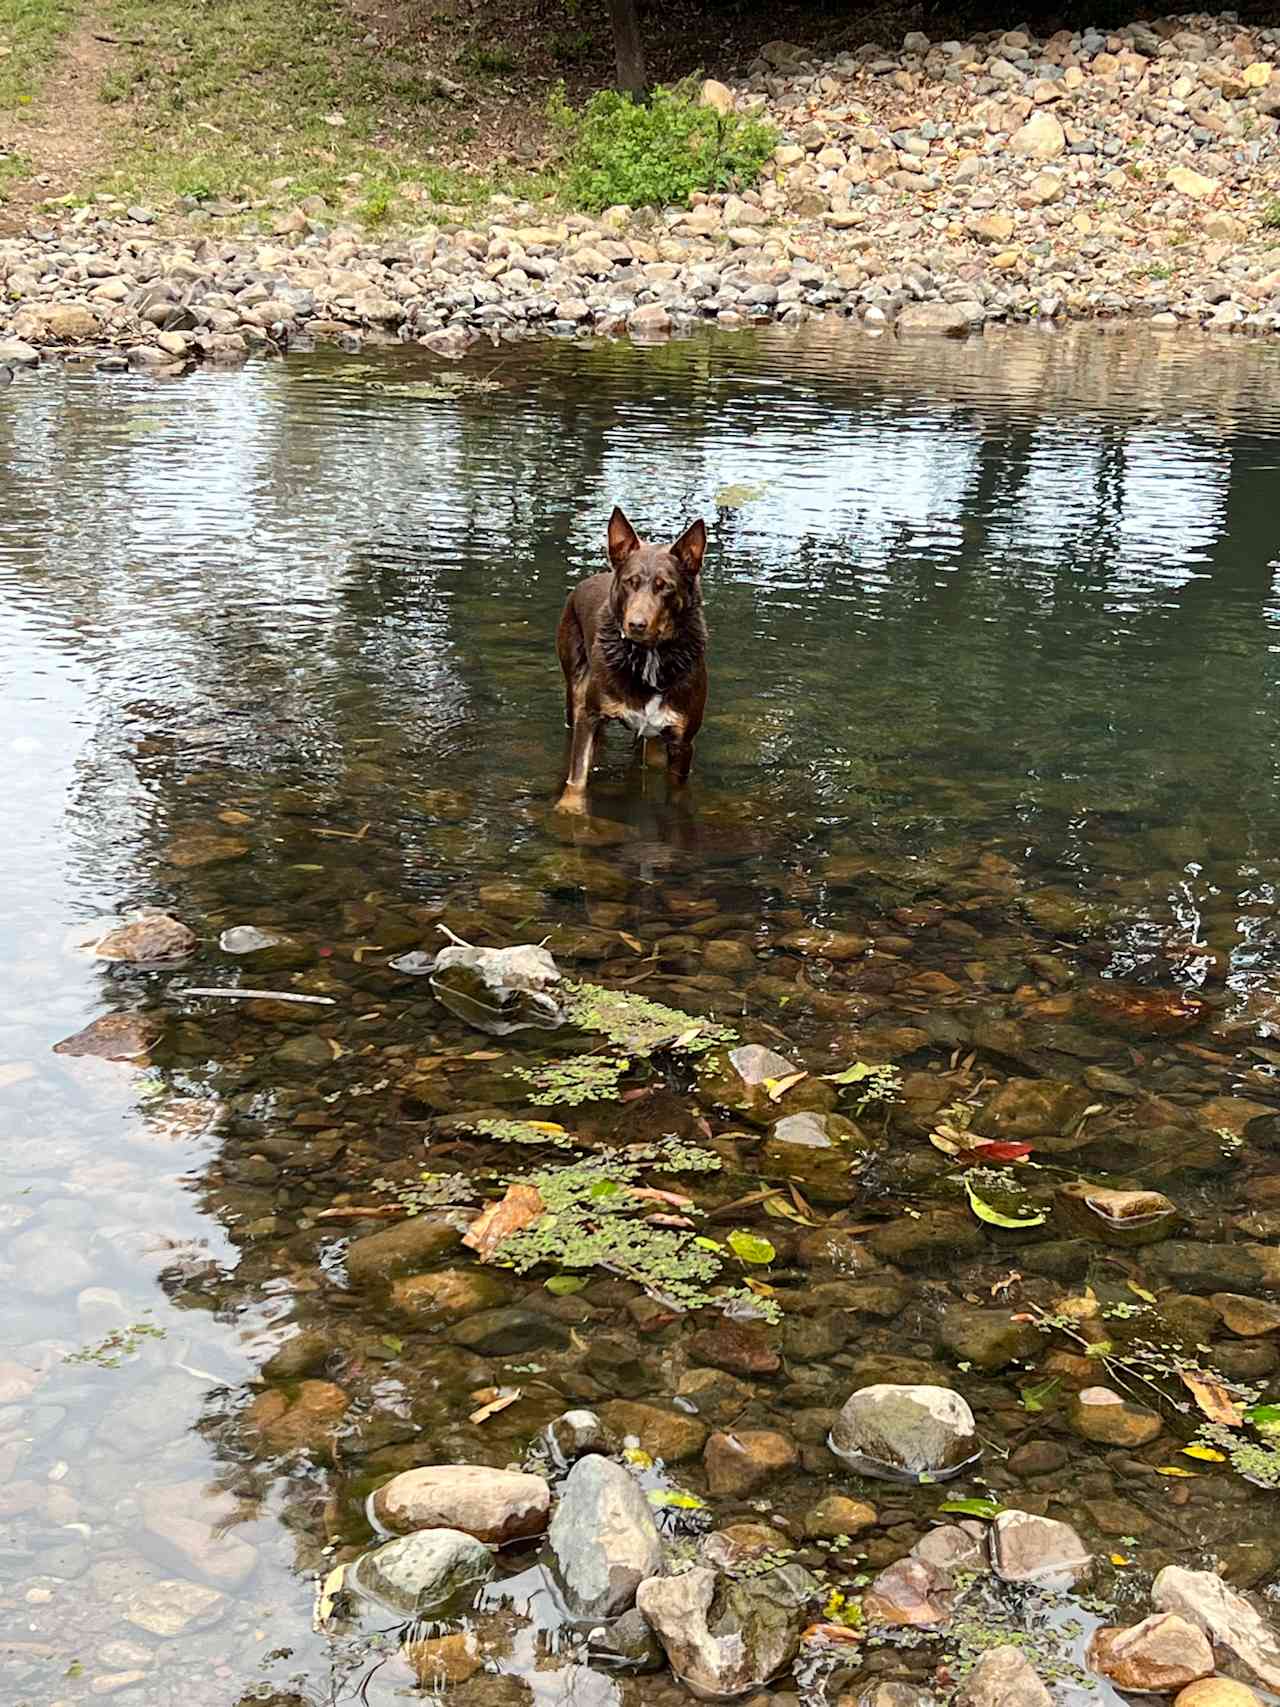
[654,579,670,594]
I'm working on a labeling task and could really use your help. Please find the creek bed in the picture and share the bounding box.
[3,323,1280,1706]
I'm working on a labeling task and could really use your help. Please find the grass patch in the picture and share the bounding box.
[0,152,32,200]
[0,0,80,114]
[1263,201,1280,231]
[94,0,497,213]
[548,75,776,213]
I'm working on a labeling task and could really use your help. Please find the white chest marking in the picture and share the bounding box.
[618,695,678,740]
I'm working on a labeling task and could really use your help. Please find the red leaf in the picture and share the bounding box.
[961,1141,1034,1163]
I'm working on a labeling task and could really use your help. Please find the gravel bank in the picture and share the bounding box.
[3,11,1279,372]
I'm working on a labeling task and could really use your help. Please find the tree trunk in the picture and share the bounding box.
[607,0,646,95]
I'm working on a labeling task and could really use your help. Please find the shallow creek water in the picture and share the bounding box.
[4,323,1280,1707]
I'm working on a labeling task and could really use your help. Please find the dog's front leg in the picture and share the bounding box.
[557,712,602,813]
[665,736,696,789]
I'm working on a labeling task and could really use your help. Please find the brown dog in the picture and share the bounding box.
[555,507,708,814]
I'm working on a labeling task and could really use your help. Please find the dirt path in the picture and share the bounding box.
[0,15,119,232]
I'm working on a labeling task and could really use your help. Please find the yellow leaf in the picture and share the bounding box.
[623,1447,653,1469]
[930,1131,962,1155]
[1109,1553,1131,1566]
[525,1120,567,1135]
[314,1562,347,1629]
[764,1071,807,1102]
[1155,1466,1199,1477]
[1182,1444,1227,1462]
[618,932,645,954]
[673,1026,705,1049]
[1127,1280,1158,1304]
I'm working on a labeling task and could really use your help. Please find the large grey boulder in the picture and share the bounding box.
[829,1384,980,1483]
[548,1456,662,1619]
[636,1561,818,1699]
[353,1528,493,1616]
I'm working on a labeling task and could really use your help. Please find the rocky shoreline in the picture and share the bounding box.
[3,11,1280,372]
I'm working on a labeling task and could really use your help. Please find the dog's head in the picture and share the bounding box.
[606,507,706,647]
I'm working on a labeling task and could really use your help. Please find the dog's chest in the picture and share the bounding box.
[616,695,679,740]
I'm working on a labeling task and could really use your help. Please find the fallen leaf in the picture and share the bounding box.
[960,1141,1034,1163]
[1127,1280,1158,1304]
[314,1562,348,1629]
[728,1229,776,1264]
[964,1178,1046,1229]
[937,1497,1003,1519]
[1181,1370,1244,1426]
[545,1275,587,1294]
[469,1387,522,1424]
[627,1185,694,1207]
[647,1489,708,1510]
[1182,1444,1227,1462]
[618,932,645,954]
[1110,1553,1132,1566]
[462,1183,545,1261]
[764,1070,807,1101]
[801,1623,862,1644]
[1155,1466,1199,1477]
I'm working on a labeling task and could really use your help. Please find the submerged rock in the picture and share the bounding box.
[977,1077,1094,1139]
[864,1557,956,1626]
[372,1465,550,1544]
[991,1511,1091,1589]
[1067,1386,1162,1447]
[598,1401,708,1463]
[547,1455,662,1619]
[165,833,250,868]
[829,1384,980,1483]
[762,1110,874,1199]
[124,1578,227,1637]
[939,1304,1042,1371]
[1085,983,1207,1039]
[354,1528,494,1617]
[344,1213,468,1286]
[696,1044,835,1125]
[804,1493,877,1539]
[911,1524,988,1573]
[636,1560,817,1699]
[1088,1614,1214,1692]
[1153,1567,1280,1692]
[53,1011,160,1061]
[92,911,197,963]
[867,1210,985,1269]
[403,1632,482,1688]
[140,1481,257,1587]
[1211,1294,1280,1337]
[956,1646,1051,1707]
[1054,1181,1179,1245]
[704,1428,798,1496]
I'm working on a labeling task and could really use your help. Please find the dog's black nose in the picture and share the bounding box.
[626,618,647,638]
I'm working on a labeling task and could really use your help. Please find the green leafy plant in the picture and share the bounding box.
[1262,201,1280,231]
[488,1156,778,1321]
[561,981,736,1055]
[464,1117,580,1150]
[823,1060,903,1112]
[547,77,777,213]
[514,1054,630,1105]
[64,1319,166,1367]
[372,1171,477,1211]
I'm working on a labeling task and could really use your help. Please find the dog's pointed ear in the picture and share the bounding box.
[607,507,641,569]
[671,518,707,578]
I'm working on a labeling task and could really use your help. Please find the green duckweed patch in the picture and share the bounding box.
[513,1054,631,1105]
[488,1154,778,1321]
[64,1318,167,1368]
[561,981,737,1056]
